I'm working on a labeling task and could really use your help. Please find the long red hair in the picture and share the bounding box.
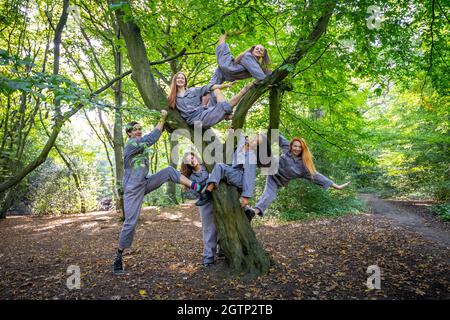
[290,137,316,175]
[167,72,187,109]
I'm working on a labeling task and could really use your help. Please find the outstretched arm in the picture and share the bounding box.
[330,181,352,190]
[154,110,167,132]
[278,133,290,154]
[139,110,167,146]
[306,172,351,191]
[211,81,236,91]
[125,110,168,156]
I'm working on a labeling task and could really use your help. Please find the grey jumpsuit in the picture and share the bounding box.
[176,84,232,128]
[209,42,269,85]
[190,165,217,264]
[254,135,334,215]
[207,134,258,198]
[118,128,181,249]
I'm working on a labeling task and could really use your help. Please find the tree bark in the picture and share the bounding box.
[54,145,87,214]
[112,17,125,217]
[0,188,15,219]
[166,137,178,204]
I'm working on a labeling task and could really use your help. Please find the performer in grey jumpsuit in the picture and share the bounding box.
[168,72,254,128]
[209,33,271,85]
[246,134,351,219]
[113,111,205,275]
[181,152,217,266]
[196,131,267,216]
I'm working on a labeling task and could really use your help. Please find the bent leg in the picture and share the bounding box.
[207,163,228,186]
[215,42,234,70]
[209,68,225,86]
[145,167,181,195]
[198,101,232,128]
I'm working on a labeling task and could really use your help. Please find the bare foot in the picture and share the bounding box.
[334,181,352,190]
[219,33,227,44]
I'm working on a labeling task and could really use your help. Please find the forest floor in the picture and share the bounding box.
[0,193,448,300]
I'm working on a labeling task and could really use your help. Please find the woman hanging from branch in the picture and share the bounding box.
[244,134,351,220]
[167,72,253,128]
[195,128,271,222]
[209,32,271,85]
[113,111,207,275]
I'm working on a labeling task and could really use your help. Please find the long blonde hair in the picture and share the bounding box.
[234,45,271,73]
[167,72,187,109]
[290,137,316,175]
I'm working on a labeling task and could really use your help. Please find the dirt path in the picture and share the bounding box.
[0,198,449,300]
[359,193,450,250]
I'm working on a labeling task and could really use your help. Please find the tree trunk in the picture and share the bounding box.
[55,146,86,213]
[268,87,282,135]
[0,188,15,219]
[166,136,178,204]
[212,184,271,276]
[112,18,125,218]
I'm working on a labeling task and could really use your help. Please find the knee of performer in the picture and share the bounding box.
[216,163,226,169]
[214,163,227,175]
[165,166,180,182]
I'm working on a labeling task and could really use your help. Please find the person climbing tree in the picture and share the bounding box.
[196,129,269,222]
[209,32,271,85]
[245,134,351,220]
[167,72,253,128]
[113,111,206,275]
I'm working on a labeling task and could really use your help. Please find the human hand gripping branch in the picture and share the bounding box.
[211,81,236,91]
[156,110,168,131]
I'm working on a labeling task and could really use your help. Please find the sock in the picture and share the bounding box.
[190,182,202,192]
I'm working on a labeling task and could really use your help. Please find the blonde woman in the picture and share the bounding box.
[209,33,271,85]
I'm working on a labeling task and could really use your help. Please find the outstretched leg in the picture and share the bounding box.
[195,163,243,206]
[254,175,279,216]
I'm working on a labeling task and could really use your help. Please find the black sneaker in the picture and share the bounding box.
[113,254,124,275]
[244,207,256,222]
[195,191,211,206]
[202,261,214,267]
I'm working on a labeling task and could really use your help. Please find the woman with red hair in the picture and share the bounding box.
[245,134,351,220]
